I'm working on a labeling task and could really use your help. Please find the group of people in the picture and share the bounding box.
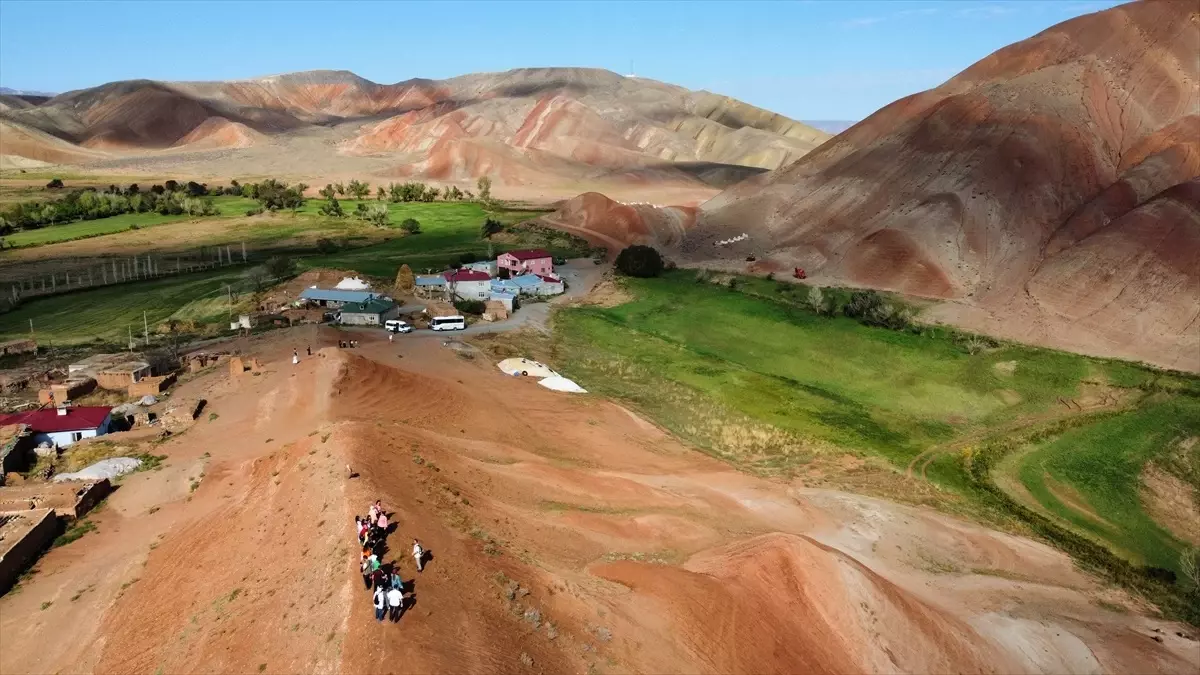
[357,499,427,624]
[338,340,360,348]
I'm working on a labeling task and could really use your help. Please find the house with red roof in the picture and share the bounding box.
[0,406,113,448]
[497,249,553,278]
[443,268,492,301]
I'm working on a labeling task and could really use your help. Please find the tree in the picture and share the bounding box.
[126,183,140,195]
[164,180,179,193]
[318,196,345,218]
[334,182,346,196]
[228,179,242,196]
[376,186,386,200]
[348,179,371,200]
[150,184,166,195]
[283,188,305,215]
[161,319,186,362]
[400,218,421,234]
[614,245,664,278]
[353,202,370,220]
[295,183,309,197]
[46,178,64,189]
[265,255,296,279]
[480,217,503,238]
[476,176,492,202]
[247,267,268,292]
[318,184,336,200]
[366,202,390,227]
[185,181,207,197]
[394,263,415,293]
[316,237,339,254]
[806,286,826,315]
[459,252,478,264]
[241,183,257,199]
[445,185,463,201]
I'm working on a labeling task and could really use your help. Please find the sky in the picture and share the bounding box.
[0,0,1124,120]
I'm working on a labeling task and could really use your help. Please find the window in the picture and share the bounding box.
[71,432,83,442]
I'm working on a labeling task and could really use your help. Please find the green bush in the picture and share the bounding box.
[454,299,486,315]
[614,245,664,278]
[400,218,421,234]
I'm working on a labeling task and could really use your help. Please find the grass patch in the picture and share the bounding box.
[53,518,98,548]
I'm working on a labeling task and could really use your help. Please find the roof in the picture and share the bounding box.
[510,273,544,288]
[0,406,112,433]
[443,269,491,283]
[536,274,562,284]
[98,360,150,374]
[299,288,377,303]
[414,275,447,287]
[340,298,395,315]
[490,290,517,300]
[500,248,552,261]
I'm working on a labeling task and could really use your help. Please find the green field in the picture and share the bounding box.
[551,271,1200,616]
[3,267,252,345]
[1010,397,1200,570]
[555,272,1104,466]
[2,196,260,247]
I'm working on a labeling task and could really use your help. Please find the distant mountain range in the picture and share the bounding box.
[0,69,830,190]
[0,86,57,97]
[802,120,857,134]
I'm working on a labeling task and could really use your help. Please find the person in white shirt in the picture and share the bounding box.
[412,539,425,572]
[373,586,386,622]
[387,586,404,621]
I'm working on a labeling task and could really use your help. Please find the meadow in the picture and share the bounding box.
[551,271,1200,614]
[2,196,260,247]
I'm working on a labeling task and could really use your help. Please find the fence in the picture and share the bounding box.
[3,242,253,307]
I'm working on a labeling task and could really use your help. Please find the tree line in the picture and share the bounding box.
[0,185,219,233]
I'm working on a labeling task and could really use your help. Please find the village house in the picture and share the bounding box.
[338,298,399,326]
[463,260,498,277]
[413,275,448,299]
[0,406,113,448]
[443,269,492,301]
[489,290,518,312]
[508,272,565,296]
[497,249,554,277]
[299,288,379,309]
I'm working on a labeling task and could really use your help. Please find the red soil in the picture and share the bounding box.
[1,328,1195,674]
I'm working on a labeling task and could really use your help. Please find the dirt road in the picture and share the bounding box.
[1,328,1195,674]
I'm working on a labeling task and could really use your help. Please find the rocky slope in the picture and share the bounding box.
[0,68,828,188]
[681,0,1199,370]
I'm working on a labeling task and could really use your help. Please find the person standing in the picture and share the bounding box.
[412,539,425,572]
[307,345,312,356]
[292,348,299,365]
[387,585,403,622]
[373,586,387,622]
[360,557,373,590]
[376,511,388,535]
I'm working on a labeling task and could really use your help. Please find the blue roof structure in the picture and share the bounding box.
[490,290,517,301]
[414,275,447,287]
[490,279,520,292]
[299,288,377,303]
[510,273,543,289]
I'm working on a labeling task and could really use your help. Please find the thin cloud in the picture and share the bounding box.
[956,4,1019,18]
[837,16,886,28]
[894,7,940,17]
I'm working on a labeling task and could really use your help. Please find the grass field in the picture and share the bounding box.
[1007,397,1200,570]
[2,196,260,247]
[551,271,1200,609]
[555,272,1107,466]
[1,267,253,345]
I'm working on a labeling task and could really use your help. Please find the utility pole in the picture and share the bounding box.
[128,326,133,352]
[143,310,149,347]
[227,284,232,320]
[241,241,247,263]
[29,318,34,342]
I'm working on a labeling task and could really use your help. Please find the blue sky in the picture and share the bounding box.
[0,0,1122,120]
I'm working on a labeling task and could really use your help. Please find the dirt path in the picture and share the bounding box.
[1,328,1195,674]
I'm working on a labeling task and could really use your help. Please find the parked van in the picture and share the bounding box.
[384,319,413,334]
[430,315,466,331]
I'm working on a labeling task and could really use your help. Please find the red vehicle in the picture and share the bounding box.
[793,267,807,280]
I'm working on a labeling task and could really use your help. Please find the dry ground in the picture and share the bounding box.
[0,326,1195,674]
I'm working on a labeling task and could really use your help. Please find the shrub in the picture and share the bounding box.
[481,217,503,238]
[265,256,296,279]
[46,178,64,189]
[245,206,264,217]
[454,299,486,315]
[614,245,664,278]
[459,252,478,264]
[400,218,421,234]
[315,238,338,254]
[318,197,345,218]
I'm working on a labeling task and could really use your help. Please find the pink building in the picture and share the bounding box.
[497,249,553,277]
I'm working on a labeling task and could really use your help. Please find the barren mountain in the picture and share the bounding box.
[0,68,828,190]
[676,0,1200,370]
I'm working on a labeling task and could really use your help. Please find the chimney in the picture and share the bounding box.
[57,406,68,416]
